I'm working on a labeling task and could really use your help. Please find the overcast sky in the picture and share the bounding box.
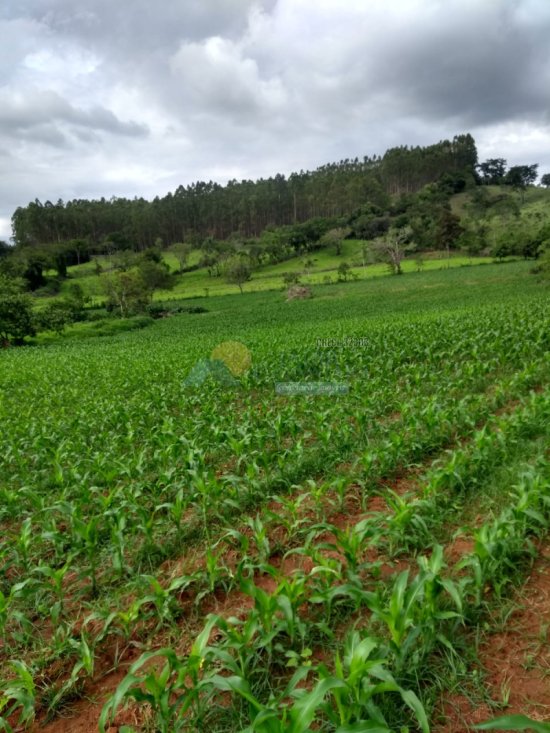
[1,0,549,241]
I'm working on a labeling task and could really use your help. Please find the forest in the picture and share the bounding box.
[9,134,479,252]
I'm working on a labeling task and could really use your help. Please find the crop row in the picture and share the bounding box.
[93,440,550,731]
[1,386,548,730]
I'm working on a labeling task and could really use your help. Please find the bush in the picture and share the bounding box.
[177,306,208,314]
[0,276,35,345]
[146,303,209,318]
[35,301,76,335]
[34,278,62,297]
[282,272,301,287]
[146,303,170,319]
[531,243,550,278]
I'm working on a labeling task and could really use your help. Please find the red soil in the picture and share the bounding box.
[437,543,550,731]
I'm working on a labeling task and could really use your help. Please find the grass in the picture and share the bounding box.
[56,242,501,305]
[31,315,154,345]
[28,260,545,347]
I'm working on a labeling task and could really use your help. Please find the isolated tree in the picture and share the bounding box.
[0,275,35,345]
[69,238,89,266]
[491,235,514,262]
[504,164,538,200]
[224,255,253,294]
[102,271,149,317]
[36,301,75,335]
[302,258,316,275]
[49,243,71,278]
[351,215,390,240]
[21,249,48,290]
[540,173,550,188]
[112,249,138,272]
[65,283,88,313]
[320,227,351,256]
[137,259,173,296]
[374,226,412,275]
[459,222,487,259]
[170,242,192,272]
[414,254,425,271]
[142,246,163,263]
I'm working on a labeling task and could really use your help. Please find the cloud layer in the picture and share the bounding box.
[1,0,549,240]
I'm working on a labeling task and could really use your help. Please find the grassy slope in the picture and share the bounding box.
[59,243,496,305]
[49,185,550,305]
[36,260,547,347]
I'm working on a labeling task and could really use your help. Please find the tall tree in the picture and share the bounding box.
[224,255,253,294]
[504,164,538,200]
[477,158,507,185]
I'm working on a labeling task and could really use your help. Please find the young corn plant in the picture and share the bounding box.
[317,631,430,733]
[138,573,196,629]
[0,661,36,733]
[364,552,461,675]
[85,597,151,665]
[415,545,465,655]
[210,669,348,733]
[33,559,73,626]
[194,547,234,606]
[44,633,95,717]
[99,616,218,733]
[385,491,431,556]
[239,577,306,655]
[12,517,34,573]
[318,517,381,578]
[475,715,550,732]
[459,511,534,608]
[0,580,34,650]
[265,492,310,546]
[108,510,129,578]
[71,512,102,597]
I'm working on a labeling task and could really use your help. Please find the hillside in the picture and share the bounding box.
[11,134,478,247]
[48,185,550,305]
[57,243,493,304]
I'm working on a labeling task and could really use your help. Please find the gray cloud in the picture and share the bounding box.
[1,0,549,241]
[0,90,148,143]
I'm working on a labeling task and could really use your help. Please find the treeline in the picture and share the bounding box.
[11,134,478,251]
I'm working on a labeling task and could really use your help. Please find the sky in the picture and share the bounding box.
[1,0,549,242]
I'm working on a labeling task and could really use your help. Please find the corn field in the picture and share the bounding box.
[0,264,549,732]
